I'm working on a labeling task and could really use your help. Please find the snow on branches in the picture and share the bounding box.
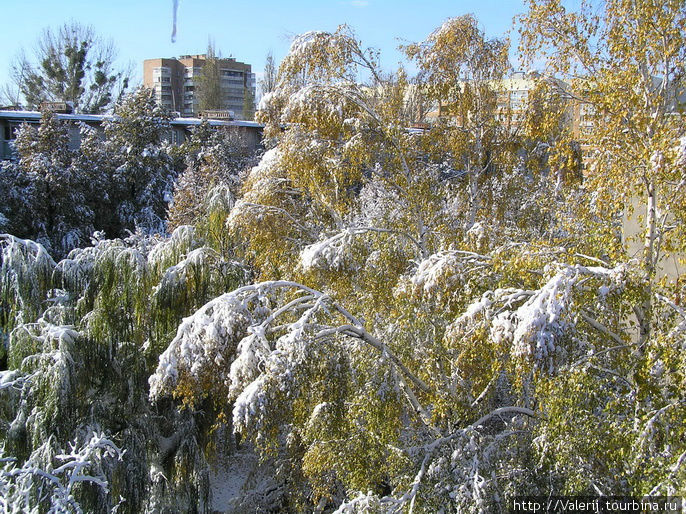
[0,432,124,513]
[149,280,431,436]
[1,235,56,328]
[334,406,536,513]
[0,370,34,392]
[448,261,631,372]
[148,284,255,402]
[1,226,248,512]
[409,249,490,297]
[300,228,363,272]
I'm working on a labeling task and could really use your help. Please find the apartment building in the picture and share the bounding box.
[421,72,605,157]
[143,55,256,119]
[495,72,571,127]
[422,72,570,127]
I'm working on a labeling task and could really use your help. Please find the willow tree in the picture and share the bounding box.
[1,226,249,512]
[4,11,684,513]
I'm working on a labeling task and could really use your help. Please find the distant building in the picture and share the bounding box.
[143,54,256,119]
[494,72,568,128]
[423,71,571,129]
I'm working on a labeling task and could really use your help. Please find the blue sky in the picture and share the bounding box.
[0,0,529,95]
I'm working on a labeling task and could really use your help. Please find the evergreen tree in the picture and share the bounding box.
[101,87,176,235]
[0,111,93,256]
[167,122,257,232]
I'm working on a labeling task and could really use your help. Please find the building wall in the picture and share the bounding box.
[143,58,185,113]
[623,196,682,281]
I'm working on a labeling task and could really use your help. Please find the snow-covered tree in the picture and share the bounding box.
[405,15,516,234]
[1,10,684,513]
[242,26,467,284]
[100,87,176,236]
[0,430,125,513]
[519,0,686,341]
[1,227,249,512]
[1,89,183,258]
[167,122,258,234]
[0,111,93,257]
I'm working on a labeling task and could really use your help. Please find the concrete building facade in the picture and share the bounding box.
[143,55,256,119]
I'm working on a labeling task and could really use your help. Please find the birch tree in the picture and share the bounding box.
[405,15,513,233]
[519,0,686,342]
[242,26,466,283]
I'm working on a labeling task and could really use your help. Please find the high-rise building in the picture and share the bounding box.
[143,54,256,119]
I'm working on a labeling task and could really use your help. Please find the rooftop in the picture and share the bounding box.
[0,110,264,128]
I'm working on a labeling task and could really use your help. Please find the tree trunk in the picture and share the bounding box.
[637,180,657,347]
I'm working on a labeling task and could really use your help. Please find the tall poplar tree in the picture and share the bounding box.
[195,41,223,113]
[259,50,277,97]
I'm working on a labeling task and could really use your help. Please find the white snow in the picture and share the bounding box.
[209,450,258,512]
[410,250,487,295]
[300,229,356,271]
[148,290,253,400]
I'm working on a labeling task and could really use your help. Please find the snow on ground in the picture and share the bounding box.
[210,441,282,513]
[210,447,258,513]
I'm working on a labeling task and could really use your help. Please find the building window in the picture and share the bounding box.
[220,70,243,78]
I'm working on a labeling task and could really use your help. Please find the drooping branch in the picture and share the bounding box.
[150,280,431,406]
[1,432,125,512]
[386,406,537,513]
